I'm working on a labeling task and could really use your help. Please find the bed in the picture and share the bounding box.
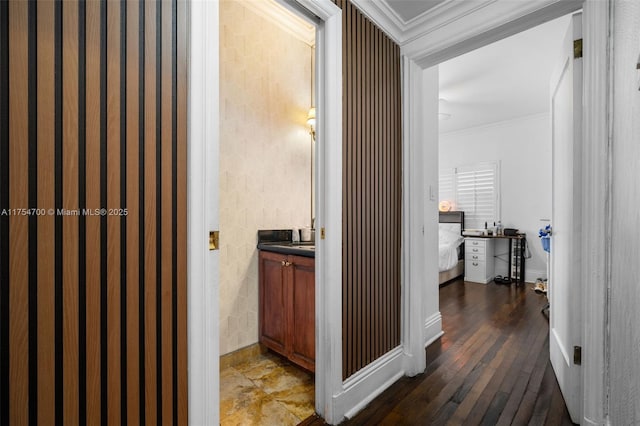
[439,211,465,285]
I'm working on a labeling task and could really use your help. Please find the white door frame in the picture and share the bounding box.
[397,1,611,424]
[187,0,343,424]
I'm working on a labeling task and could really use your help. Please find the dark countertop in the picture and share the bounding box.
[257,242,315,258]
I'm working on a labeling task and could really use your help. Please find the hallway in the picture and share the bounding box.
[302,279,574,425]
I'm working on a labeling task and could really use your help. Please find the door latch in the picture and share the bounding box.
[209,231,220,251]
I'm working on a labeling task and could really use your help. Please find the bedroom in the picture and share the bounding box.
[437,14,573,286]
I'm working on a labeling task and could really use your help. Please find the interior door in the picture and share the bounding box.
[549,12,583,423]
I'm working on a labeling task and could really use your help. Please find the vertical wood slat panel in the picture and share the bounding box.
[4,1,187,423]
[144,0,158,423]
[356,3,364,368]
[176,1,189,423]
[85,1,102,422]
[125,1,141,424]
[334,0,402,379]
[106,1,122,423]
[0,2,9,424]
[340,0,349,380]
[8,1,29,424]
[62,0,80,423]
[36,1,56,423]
[160,0,173,423]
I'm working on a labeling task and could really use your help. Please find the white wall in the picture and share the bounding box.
[609,0,640,422]
[219,1,312,355]
[439,113,551,282]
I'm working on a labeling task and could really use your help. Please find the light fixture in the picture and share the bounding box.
[307,107,316,140]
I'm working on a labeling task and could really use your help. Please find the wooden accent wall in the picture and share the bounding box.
[0,1,188,424]
[332,0,403,379]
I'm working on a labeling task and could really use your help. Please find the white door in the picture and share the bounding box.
[549,12,583,424]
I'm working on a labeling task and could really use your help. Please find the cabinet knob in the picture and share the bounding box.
[281,260,292,267]
[473,249,478,252]
[473,255,478,259]
[473,262,478,266]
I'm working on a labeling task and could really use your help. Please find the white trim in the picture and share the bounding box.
[424,312,444,348]
[243,0,316,46]
[581,1,611,424]
[335,347,405,420]
[294,0,344,423]
[401,56,427,378]
[187,0,218,424]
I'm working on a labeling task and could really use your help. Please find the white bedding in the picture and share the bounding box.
[439,224,464,272]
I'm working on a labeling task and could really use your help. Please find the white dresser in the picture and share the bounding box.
[464,237,495,284]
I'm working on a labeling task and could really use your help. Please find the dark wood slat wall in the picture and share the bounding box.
[0,1,188,424]
[332,0,402,380]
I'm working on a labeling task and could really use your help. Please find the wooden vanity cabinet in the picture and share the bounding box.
[259,250,315,372]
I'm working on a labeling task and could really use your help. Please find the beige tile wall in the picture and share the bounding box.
[220,1,313,355]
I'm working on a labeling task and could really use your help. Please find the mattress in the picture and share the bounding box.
[439,226,464,272]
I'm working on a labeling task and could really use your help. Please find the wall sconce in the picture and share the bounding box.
[307,107,316,141]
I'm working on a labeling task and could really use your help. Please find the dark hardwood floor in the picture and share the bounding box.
[301,279,574,425]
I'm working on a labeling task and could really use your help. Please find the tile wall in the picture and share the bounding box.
[219,1,313,355]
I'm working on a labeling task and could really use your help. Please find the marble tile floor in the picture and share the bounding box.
[220,351,315,426]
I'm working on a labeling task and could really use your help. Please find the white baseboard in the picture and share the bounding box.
[424,312,443,348]
[333,346,405,421]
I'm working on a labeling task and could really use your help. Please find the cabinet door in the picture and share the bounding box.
[289,255,315,372]
[259,251,288,354]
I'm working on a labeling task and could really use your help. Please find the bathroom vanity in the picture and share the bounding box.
[258,243,315,372]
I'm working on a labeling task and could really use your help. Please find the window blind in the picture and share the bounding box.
[455,163,498,229]
[438,168,455,205]
[439,162,499,229]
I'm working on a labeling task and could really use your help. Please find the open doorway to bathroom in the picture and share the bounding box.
[218,1,318,424]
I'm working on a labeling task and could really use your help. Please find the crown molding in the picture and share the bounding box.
[350,0,497,46]
[243,0,316,46]
[350,0,582,67]
[403,0,583,67]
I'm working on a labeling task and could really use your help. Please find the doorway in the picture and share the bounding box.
[187,0,343,423]
[435,12,581,422]
[217,1,317,424]
[410,2,609,425]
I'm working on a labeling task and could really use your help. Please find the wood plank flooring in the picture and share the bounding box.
[300,279,574,425]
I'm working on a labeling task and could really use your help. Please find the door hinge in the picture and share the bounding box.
[573,346,582,365]
[574,39,583,59]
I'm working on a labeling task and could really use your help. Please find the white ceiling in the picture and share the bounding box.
[438,14,571,134]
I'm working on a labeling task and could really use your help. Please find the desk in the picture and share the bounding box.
[464,234,526,284]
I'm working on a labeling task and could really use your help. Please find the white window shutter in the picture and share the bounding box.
[438,168,455,206]
[454,163,498,229]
